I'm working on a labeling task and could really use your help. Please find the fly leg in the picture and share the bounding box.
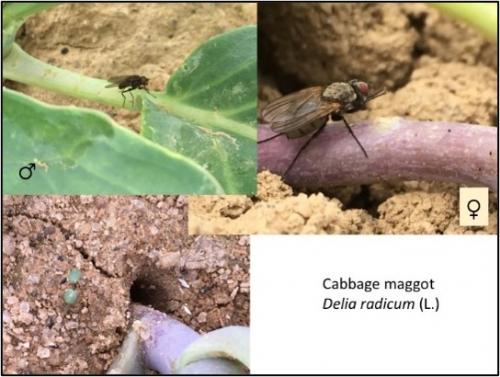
[339,115,368,158]
[284,120,327,177]
[120,87,135,107]
[258,132,284,144]
[143,87,156,99]
[119,91,126,107]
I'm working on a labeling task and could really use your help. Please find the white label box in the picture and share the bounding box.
[250,236,497,374]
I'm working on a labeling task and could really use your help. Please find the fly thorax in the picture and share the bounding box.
[322,82,356,104]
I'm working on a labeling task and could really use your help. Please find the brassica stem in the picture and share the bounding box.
[259,117,498,192]
[3,43,145,110]
[431,3,497,42]
[2,3,60,23]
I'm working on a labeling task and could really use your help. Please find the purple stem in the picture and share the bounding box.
[132,304,200,374]
[258,117,498,192]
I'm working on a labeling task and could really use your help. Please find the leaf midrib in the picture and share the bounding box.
[161,96,257,141]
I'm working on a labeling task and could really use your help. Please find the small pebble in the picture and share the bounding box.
[17,359,28,369]
[3,311,11,323]
[182,305,192,316]
[178,278,190,288]
[27,275,40,284]
[230,286,239,299]
[19,302,30,313]
[6,296,18,305]
[37,346,50,359]
[197,312,207,323]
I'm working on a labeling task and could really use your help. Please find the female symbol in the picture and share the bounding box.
[466,199,481,219]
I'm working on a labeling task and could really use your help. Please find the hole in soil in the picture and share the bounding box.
[257,5,307,96]
[407,12,427,32]
[490,113,497,127]
[115,326,125,335]
[343,185,380,217]
[129,265,179,314]
[411,41,428,59]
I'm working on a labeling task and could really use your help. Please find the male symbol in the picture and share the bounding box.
[19,163,36,180]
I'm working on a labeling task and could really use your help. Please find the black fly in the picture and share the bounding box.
[106,75,156,107]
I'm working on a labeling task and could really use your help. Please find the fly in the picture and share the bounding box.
[106,75,156,107]
[259,79,386,176]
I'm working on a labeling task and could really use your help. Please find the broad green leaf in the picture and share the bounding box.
[141,99,255,193]
[3,88,224,194]
[141,25,257,194]
[3,20,257,194]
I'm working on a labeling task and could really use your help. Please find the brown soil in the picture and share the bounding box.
[188,171,497,234]
[258,3,497,92]
[2,196,249,374]
[9,3,256,132]
[188,3,497,235]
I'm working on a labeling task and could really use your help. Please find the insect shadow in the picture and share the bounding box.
[259,79,386,176]
[106,75,156,107]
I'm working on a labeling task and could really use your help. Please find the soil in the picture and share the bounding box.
[8,3,256,132]
[188,171,497,234]
[2,196,249,374]
[188,3,498,235]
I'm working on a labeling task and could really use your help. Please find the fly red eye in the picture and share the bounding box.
[357,81,369,95]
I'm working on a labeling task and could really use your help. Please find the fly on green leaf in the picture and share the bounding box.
[106,75,156,107]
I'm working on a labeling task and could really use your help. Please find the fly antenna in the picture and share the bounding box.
[367,87,386,101]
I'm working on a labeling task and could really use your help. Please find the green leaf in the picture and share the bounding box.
[2,3,60,57]
[141,25,257,194]
[3,88,224,194]
[141,99,255,194]
[3,23,257,194]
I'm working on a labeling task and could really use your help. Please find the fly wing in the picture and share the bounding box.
[262,87,323,122]
[261,87,340,135]
[105,76,130,88]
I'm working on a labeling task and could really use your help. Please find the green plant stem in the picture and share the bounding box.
[2,3,60,57]
[2,3,60,23]
[3,43,145,110]
[3,44,256,141]
[431,3,497,42]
